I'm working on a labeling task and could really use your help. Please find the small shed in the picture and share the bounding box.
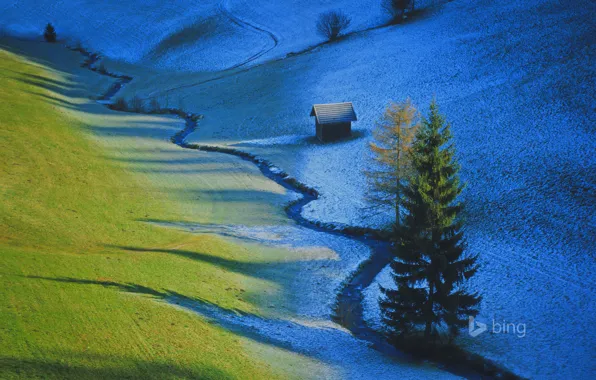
[310,102,357,142]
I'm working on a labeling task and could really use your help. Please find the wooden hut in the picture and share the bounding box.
[310,102,357,142]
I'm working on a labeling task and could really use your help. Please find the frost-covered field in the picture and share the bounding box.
[363,246,596,379]
[4,0,594,377]
[0,0,266,71]
[173,0,595,228]
[169,293,459,380]
[155,222,372,320]
[225,0,388,55]
[0,0,386,71]
[180,0,594,376]
[151,222,461,379]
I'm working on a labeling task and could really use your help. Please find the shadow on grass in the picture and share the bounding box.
[11,75,72,93]
[107,245,313,281]
[22,89,79,107]
[165,291,441,373]
[140,220,285,244]
[0,354,233,379]
[23,275,167,298]
[1,38,185,143]
[18,275,318,360]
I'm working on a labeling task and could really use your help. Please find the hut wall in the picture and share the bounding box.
[317,122,351,142]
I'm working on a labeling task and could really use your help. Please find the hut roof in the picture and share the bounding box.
[310,102,357,125]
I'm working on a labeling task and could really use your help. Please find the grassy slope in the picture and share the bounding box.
[0,44,316,379]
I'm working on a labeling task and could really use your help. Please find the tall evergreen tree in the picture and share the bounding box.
[44,23,57,43]
[380,100,480,344]
[366,99,419,225]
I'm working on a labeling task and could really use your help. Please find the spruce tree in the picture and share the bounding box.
[44,23,57,43]
[380,100,480,344]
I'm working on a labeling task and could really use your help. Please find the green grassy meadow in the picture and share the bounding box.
[0,43,317,379]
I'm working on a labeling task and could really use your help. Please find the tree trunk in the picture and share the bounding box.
[395,125,401,226]
[395,186,400,226]
[424,283,434,340]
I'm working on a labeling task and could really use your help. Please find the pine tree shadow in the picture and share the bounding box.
[0,353,233,379]
[107,245,321,284]
[22,275,168,298]
[18,275,322,360]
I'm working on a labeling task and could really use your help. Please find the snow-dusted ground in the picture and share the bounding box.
[0,0,269,71]
[158,222,463,379]
[181,0,595,376]
[169,293,460,380]
[0,0,388,71]
[4,0,595,377]
[363,240,596,379]
[169,0,596,228]
[154,222,370,320]
[225,0,388,56]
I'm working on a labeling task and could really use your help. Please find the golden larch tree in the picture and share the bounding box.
[366,99,420,225]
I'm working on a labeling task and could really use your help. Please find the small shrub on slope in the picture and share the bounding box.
[149,98,162,114]
[316,10,351,41]
[110,97,128,111]
[129,95,144,113]
[97,62,108,74]
[43,23,57,42]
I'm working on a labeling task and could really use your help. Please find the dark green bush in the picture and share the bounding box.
[44,23,57,43]
[110,97,128,111]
